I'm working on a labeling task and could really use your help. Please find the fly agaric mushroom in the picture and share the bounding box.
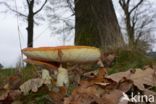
[22,46,101,87]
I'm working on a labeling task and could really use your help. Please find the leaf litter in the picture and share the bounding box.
[0,66,156,104]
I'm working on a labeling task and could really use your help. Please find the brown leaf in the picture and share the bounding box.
[97,67,107,79]
[64,88,123,104]
[83,70,99,78]
[108,68,156,91]
[0,90,9,100]
[101,89,123,104]
[117,78,133,92]
[143,90,156,104]
[64,74,121,104]
[8,75,21,90]
[9,90,21,100]
[49,91,64,104]
[0,90,21,104]
[69,65,84,85]
[101,52,116,67]
[49,86,67,104]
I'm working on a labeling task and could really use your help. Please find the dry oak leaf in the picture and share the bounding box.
[64,88,123,104]
[64,76,122,104]
[107,68,156,91]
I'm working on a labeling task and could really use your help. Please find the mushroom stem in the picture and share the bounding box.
[56,65,69,87]
[41,69,52,84]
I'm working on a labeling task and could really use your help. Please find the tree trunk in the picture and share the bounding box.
[75,0,124,50]
[27,1,34,48]
[125,12,135,48]
[27,15,34,47]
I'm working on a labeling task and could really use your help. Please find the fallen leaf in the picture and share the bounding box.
[143,88,156,103]
[64,88,123,104]
[0,90,9,100]
[101,52,116,67]
[49,86,67,104]
[20,78,44,95]
[117,78,133,92]
[107,68,156,91]
[19,78,51,95]
[83,70,99,78]
[0,90,21,104]
[4,74,22,90]
[64,72,122,104]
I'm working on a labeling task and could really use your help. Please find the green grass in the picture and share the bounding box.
[20,65,39,83]
[108,49,154,74]
[0,68,16,84]
[0,65,39,85]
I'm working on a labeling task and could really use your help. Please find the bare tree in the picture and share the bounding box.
[119,0,156,50]
[46,0,74,45]
[0,0,48,47]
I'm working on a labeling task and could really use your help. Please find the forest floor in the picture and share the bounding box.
[0,49,156,104]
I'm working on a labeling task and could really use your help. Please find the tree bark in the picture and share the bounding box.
[27,13,34,47]
[27,0,34,48]
[126,14,134,47]
[75,0,124,50]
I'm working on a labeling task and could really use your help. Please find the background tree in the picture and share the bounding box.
[119,0,156,50]
[75,0,124,50]
[0,0,48,47]
[0,63,3,69]
[46,0,74,45]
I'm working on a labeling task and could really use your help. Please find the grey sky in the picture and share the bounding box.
[0,0,156,67]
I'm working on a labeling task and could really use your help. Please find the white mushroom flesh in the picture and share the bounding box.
[56,66,69,87]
